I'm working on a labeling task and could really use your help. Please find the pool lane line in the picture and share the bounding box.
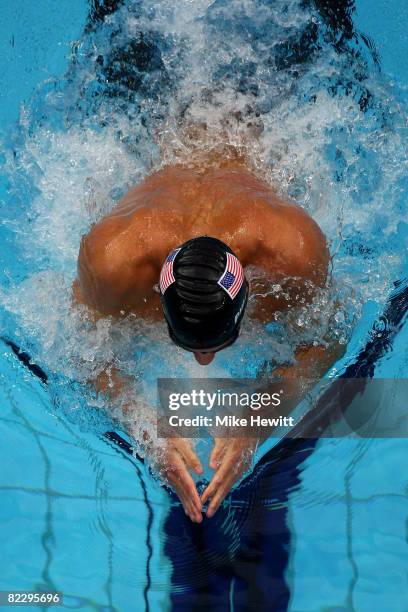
[0,338,154,611]
[0,336,144,462]
[101,432,153,612]
[0,337,141,459]
[1,337,48,384]
[103,430,135,457]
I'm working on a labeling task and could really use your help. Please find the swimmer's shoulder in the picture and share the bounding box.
[75,165,202,316]
[76,213,165,318]
[250,198,329,286]
[214,175,330,285]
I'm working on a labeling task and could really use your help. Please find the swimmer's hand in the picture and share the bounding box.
[159,438,204,523]
[201,437,257,518]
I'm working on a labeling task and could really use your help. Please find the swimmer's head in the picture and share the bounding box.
[159,236,248,364]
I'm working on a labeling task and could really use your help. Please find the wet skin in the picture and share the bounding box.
[74,160,330,522]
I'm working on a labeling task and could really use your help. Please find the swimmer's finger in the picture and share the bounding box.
[167,456,202,522]
[179,492,201,523]
[209,438,227,469]
[201,451,238,507]
[172,481,201,522]
[201,479,221,507]
[205,468,238,517]
[177,440,203,474]
[201,460,231,505]
[173,474,202,521]
[206,482,233,518]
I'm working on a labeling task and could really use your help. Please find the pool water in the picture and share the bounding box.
[0,1,407,610]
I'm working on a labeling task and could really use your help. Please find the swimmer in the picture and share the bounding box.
[73,154,342,522]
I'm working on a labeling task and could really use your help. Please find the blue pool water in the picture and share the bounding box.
[0,1,407,610]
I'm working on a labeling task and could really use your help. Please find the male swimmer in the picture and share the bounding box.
[73,155,341,522]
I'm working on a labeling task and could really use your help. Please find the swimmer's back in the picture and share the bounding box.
[75,162,329,319]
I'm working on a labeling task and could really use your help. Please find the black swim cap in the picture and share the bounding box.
[159,236,248,351]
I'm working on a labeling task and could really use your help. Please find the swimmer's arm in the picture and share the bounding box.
[75,212,162,316]
[71,284,203,522]
[93,342,342,430]
[256,342,346,437]
[72,279,105,322]
[93,365,203,522]
[248,203,330,314]
[274,342,345,385]
[68,343,203,523]
[71,281,139,404]
[201,342,345,518]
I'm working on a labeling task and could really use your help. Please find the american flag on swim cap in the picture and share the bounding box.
[218,252,244,299]
[159,248,181,294]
